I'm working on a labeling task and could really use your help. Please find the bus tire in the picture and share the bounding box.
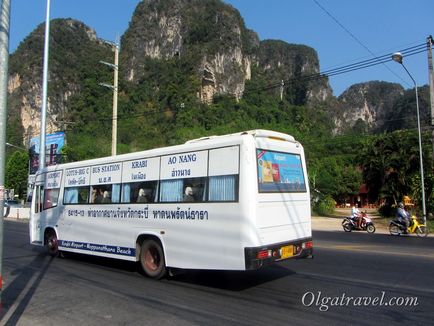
[45,230,59,257]
[140,239,166,279]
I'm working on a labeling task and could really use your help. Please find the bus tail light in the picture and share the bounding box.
[302,241,313,249]
[257,250,271,259]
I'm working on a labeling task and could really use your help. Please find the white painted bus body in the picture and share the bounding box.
[30,130,312,272]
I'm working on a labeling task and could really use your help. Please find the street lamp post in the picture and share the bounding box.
[6,142,26,151]
[39,0,51,171]
[392,52,427,224]
[0,0,11,305]
[99,39,119,156]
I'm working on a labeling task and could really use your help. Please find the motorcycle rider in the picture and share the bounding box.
[351,205,362,228]
[396,202,410,233]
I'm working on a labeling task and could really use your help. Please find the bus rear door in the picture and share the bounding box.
[29,182,44,245]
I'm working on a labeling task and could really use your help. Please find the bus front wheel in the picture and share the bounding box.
[140,239,166,279]
[45,230,59,257]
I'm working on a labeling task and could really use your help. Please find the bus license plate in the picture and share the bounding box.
[281,245,294,259]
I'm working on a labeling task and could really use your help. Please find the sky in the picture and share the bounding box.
[7,0,434,96]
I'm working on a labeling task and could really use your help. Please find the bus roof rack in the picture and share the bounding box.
[185,130,296,144]
[185,129,296,144]
[244,130,296,142]
[185,135,219,144]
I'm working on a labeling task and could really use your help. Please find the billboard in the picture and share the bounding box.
[29,131,65,175]
[27,132,65,202]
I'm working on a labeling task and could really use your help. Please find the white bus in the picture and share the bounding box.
[30,130,313,279]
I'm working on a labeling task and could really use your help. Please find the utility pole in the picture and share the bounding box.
[427,35,434,167]
[99,39,119,156]
[0,0,11,304]
[39,0,51,171]
[280,80,284,101]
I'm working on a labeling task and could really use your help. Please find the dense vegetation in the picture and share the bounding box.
[9,52,433,217]
[6,43,434,217]
[4,4,433,218]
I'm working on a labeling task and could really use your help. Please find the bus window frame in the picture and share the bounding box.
[121,180,159,204]
[63,186,90,205]
[159,177,208,203]
[207,174,239,203]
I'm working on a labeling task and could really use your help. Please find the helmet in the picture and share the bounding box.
[398,202,404,209]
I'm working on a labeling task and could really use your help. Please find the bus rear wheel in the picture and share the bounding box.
[140,239,166,279]
[46,230,59,257]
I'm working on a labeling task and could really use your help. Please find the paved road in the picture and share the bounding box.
[1,219,433,325]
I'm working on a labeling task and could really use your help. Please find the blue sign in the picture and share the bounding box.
[29,132,65,174]
[59,240,135,257]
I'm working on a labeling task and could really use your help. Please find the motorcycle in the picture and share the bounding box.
[342,212,376,233]
[389,215,428,237]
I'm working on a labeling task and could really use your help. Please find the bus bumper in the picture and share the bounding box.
[244,237,313,270]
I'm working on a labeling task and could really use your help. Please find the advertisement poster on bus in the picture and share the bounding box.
[257,149,306,192]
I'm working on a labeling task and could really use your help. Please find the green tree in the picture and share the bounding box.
[308,157,362,202]
[5,151,29,199]
[359,130,430,211]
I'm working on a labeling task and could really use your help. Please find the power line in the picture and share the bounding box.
[243,42,428,95]
[295,45,424,83]
[320,39,426,71]
[321,45,426,77]
[312,0,410,87]
[312,0,372,53]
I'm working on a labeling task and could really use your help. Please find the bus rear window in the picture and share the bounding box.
[257,149,306,193]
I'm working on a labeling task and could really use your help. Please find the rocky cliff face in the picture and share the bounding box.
[255,40,332,105]
[333,81,404,133]
[7,0,408,148]
[7,0,332,147]
[121,0,329,103]
[8,19,109,145]
[121,0,259,102]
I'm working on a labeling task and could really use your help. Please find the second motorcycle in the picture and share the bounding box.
[342,211,376,233]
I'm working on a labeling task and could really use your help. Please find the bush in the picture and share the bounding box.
[313,195,336,216]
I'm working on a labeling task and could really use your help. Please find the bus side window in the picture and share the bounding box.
[78,187,90,203]
[122,181,157,204]
[208,175,238,202]
[64,186,90,204]
[184,178,206,202]
[111,184,121,203]
[91,186,104,203]
[43,189,60,210]
[90,184,121,204]
[101,191,111,204]
[160,180,183,202]
[160,178,206,203]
